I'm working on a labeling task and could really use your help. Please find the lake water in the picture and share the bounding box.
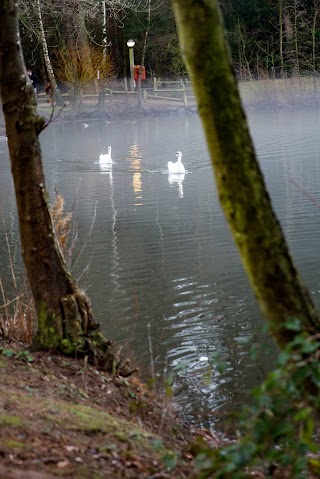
[1,109,320,427]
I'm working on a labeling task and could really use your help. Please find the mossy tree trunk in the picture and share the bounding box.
[170,0,320,347]
[0,1,132,374]
[0,0,91,352]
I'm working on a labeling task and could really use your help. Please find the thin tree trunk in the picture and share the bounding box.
[137,0,151,107]
[293,0,300,78]
[97,0,107,115]
[170,0,320,347]
[76,3,96,94]
[283,6,299,77]
[279,0,284,77]
[0,0,134,376]
[36,0,63,104]
[312,4,317,73]
[311,1,318,98]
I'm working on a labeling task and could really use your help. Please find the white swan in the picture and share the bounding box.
[167,151,185,174]
[99,146,113,164]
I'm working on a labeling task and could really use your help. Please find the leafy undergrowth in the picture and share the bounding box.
[0,339,225,479]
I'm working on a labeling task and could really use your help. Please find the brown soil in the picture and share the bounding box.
[0,340,223,479]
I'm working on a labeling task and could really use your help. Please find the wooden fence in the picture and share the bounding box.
[149,78,195,106]
[36,78,195,107]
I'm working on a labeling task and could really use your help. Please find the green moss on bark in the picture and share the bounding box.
[171,0,320,346]
[33,302,62,350]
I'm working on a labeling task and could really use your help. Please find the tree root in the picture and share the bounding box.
[83,331,138,377]
[60,288,138,377]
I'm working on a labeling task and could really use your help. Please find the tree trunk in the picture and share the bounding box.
[292,0,300,78]
[98,88,106,115]
[0,1,91,351]
[279,0,285,77]
[283,5,299,77]
[70,85,82,119]
[36,0,63,105]
[170,0,320,347]
[0,0,134,375]
[311,1,319,98]
[137,0,151,108]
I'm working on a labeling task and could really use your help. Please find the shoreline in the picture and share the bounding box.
[36,96,199,123]
[2,76,320,127]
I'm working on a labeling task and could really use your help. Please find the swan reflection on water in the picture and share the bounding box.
[99,164,113,176]
[168,173,185,198]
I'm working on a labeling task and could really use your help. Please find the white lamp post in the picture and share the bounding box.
[127,39,135,92]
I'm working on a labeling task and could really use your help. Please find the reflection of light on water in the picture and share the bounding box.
[133,172,142,193]
[128,143,143,206]
[168,173,185,198]
[109,173,121,291]
[99,169,120,292]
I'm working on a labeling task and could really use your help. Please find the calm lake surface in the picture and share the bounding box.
[1,108,320,427]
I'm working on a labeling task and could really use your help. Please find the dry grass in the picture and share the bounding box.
[51,189,73,260]
[0,276,35,344]
[239,76,320,108]
[0,191,74,343]
[0,219,36,344]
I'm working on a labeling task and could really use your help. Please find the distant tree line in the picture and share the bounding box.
[20,0,320,90]
[221,0,320,80]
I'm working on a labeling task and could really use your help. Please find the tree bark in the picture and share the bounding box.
[137,0,151,108]
[0,0,90,351]
[0,1,134,376]
[279,0,284,77]
[170,0,320,347]
[36,0,63,105]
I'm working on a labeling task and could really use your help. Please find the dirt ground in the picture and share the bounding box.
[0,340,225,479]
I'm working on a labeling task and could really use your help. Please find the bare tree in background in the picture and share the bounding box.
[19,0,154,106]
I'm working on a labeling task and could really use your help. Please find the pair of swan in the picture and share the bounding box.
[99,146,113,165]
[167,151,185,174]
[99,148,186,173]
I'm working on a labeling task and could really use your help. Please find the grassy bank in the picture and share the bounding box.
[0,340,223,479]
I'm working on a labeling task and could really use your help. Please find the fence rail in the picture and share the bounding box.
[37,78,194,108]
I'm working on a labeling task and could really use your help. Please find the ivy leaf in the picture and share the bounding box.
[277,351,290,367]
[161,452,177,472]
[284,318,301,331]
[300,341,319,354]
[0,348,14,358]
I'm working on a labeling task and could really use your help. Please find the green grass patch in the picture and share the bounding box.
[6,439,25,449]
[0,414,23,427]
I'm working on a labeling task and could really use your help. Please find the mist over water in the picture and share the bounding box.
[1,108,320,427]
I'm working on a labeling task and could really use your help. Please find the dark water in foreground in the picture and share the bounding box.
[1,109,320,426]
